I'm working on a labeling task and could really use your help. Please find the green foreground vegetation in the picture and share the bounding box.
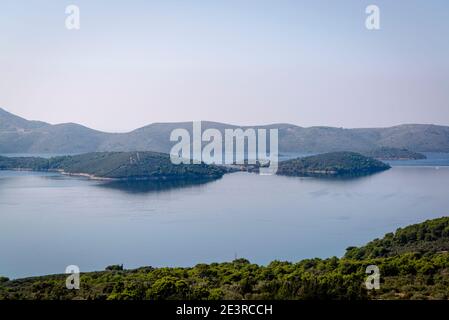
[1,217,449,300]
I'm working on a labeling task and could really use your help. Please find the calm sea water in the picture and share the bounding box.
[1,154,449,279]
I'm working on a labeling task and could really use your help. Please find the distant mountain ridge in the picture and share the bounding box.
[1,107,449,154]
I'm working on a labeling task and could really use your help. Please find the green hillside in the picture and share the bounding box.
[1,217,449,300]
[345,217,449,259]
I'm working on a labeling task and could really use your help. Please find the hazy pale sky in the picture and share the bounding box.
[1,0,448,132]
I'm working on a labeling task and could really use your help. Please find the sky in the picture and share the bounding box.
[0,0,448,132]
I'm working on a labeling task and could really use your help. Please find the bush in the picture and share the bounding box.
[105,264,124,271]
[0,276,9,283]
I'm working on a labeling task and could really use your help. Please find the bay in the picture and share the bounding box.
[1,162,449,278]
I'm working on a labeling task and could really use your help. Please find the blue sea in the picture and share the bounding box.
[1,153,449,278]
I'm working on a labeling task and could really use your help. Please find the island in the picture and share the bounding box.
[1,151,392,180]
[0,152,227,181]
[361,147,427,160]
[275,151,391,177]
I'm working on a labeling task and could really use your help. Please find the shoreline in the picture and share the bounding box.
[0,168,225,182]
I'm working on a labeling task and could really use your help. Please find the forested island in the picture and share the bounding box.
[0,152,227,181]
[0,151,392,180]
[1,217,448,300]
[276,152,391,177]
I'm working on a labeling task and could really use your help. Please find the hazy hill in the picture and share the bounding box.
[353,124,449,153]
[0,107,48,131]
[361,147,427,160]
[1,107,449,154]
[0,108,107,153]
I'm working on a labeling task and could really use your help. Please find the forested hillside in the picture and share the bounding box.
[2,217,449,300]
